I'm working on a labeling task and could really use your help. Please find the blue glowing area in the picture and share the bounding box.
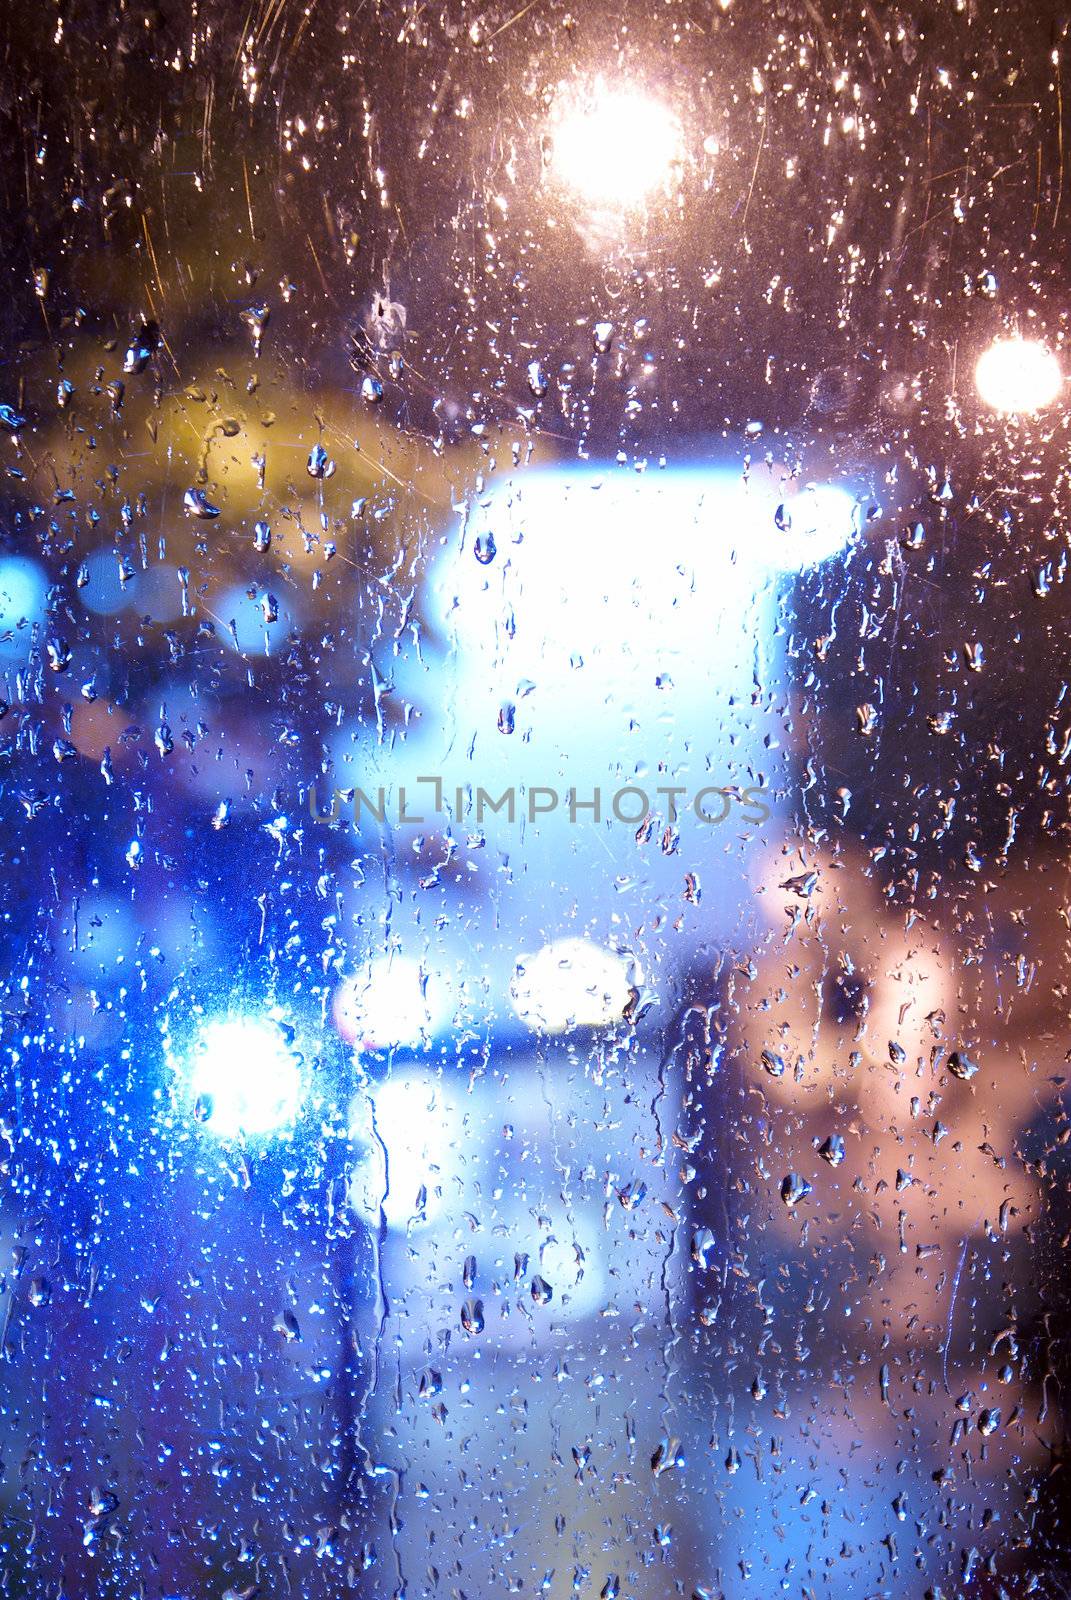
[0,554,48,658]
[348,1068,472,1229]
[78,547,183,620]
[65,895,138,977]
[321,461,849,1008]
[424,465,857,781]
[212,580,305,656]
[347,1062,619,1324]
[170,1014,305,1138]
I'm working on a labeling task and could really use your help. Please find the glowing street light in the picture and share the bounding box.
[181,1016,304,1139]
[548,80,682,209]
[975,337,1062,415]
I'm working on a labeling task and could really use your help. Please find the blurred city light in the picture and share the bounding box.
[549,80,682,208]
[331,464,856,793]
[214,580,303,656]
[348,1069,469,1227]
[422,464,856,786]
[334,956,445,1051]
[0,554,48,657]
[183,1016,304,1138]
[509,937,636,1033]
[324,463,856,1038]
[975,336,1062,414]
[78,548,129,615]
[78,548,184,622]
[347,1068,615,1329]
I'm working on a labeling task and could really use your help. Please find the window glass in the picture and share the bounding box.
[0,2,1068,1596]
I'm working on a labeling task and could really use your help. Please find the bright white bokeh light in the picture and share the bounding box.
[510,937,636,1033]
[349,1071,469,1227]
[975,337,1062,414]
[334,957,443,1051]
[328,464,855,827]
[550,81,682,208]
[185,1017,304,1138]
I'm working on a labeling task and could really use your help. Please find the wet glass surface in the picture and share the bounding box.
[1,0,1071,1594]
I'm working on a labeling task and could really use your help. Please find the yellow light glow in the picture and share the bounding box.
[549,81,681,209]
[975,337,1063,415]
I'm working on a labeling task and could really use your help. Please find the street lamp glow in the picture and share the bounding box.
[975,337,1062,414]
[185,1016,304,1138]
[549,82,681,208]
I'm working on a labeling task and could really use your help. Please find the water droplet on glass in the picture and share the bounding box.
[123,321,159,374]
[818,1133,846,1166]
[780,1172,812,1208]
[274,1308,301,1342]
[760,1049,786,1079]
[307,443,335,479]
[650,1436,682,1476]
[460,1298,485,1335]
[947,1050,978,1081]
[184,488,220,519]
[531,1274,553,1306]
[241,302,270,355]
[691,1227,715,1268]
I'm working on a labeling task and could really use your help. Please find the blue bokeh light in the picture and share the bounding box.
[180,1016,305,1138]
[0,554,48,657]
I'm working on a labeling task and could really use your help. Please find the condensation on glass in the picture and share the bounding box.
[0,1,1068,1596]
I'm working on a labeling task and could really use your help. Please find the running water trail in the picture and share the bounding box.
[941,1229,971,1396]
[354,1089,406,1599]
